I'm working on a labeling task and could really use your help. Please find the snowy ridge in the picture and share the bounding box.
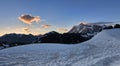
[0,29,120,66]
[68,22,104,37]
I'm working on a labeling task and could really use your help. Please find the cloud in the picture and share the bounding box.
[57,28,68,32]
[41,24,51,28]
[23,28,30,33]
[18,14,40,24]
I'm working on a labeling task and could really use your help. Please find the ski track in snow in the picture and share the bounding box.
[0,29,120,66]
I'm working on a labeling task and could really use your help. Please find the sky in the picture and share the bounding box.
[0,0,120,35]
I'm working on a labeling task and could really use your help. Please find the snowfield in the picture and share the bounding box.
[0,29,120,66]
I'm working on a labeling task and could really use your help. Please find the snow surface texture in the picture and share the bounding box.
[0,29,120,66]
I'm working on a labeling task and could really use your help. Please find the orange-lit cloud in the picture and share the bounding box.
[57,28,68,33]
[18,14,40,24]
[23,28,30,33]
[41,24,51,28]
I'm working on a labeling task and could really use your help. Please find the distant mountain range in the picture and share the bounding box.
[69,22,120,37]
[0,22,120,49]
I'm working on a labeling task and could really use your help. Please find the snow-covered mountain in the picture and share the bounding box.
[0,29,120,66]
[68,22,110,37]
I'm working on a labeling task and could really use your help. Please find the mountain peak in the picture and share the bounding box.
[68,22,104,37]
[79,22,90,25]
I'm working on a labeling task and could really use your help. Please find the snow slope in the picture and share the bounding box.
[0,29,120,66]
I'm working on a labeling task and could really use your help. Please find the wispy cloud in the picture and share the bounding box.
[18,14,40,24]
[41,24,51,28]
[23,27,30,33]
[57,28,68,33]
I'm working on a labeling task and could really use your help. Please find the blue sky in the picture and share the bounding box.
[0,0,120,35]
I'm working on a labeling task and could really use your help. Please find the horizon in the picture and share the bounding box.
[0,22,119,37]
[0,0,120,36]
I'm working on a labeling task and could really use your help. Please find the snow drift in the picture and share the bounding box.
[0,29,120,66]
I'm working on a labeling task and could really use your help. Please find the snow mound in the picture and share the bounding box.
[0,29,120,66]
